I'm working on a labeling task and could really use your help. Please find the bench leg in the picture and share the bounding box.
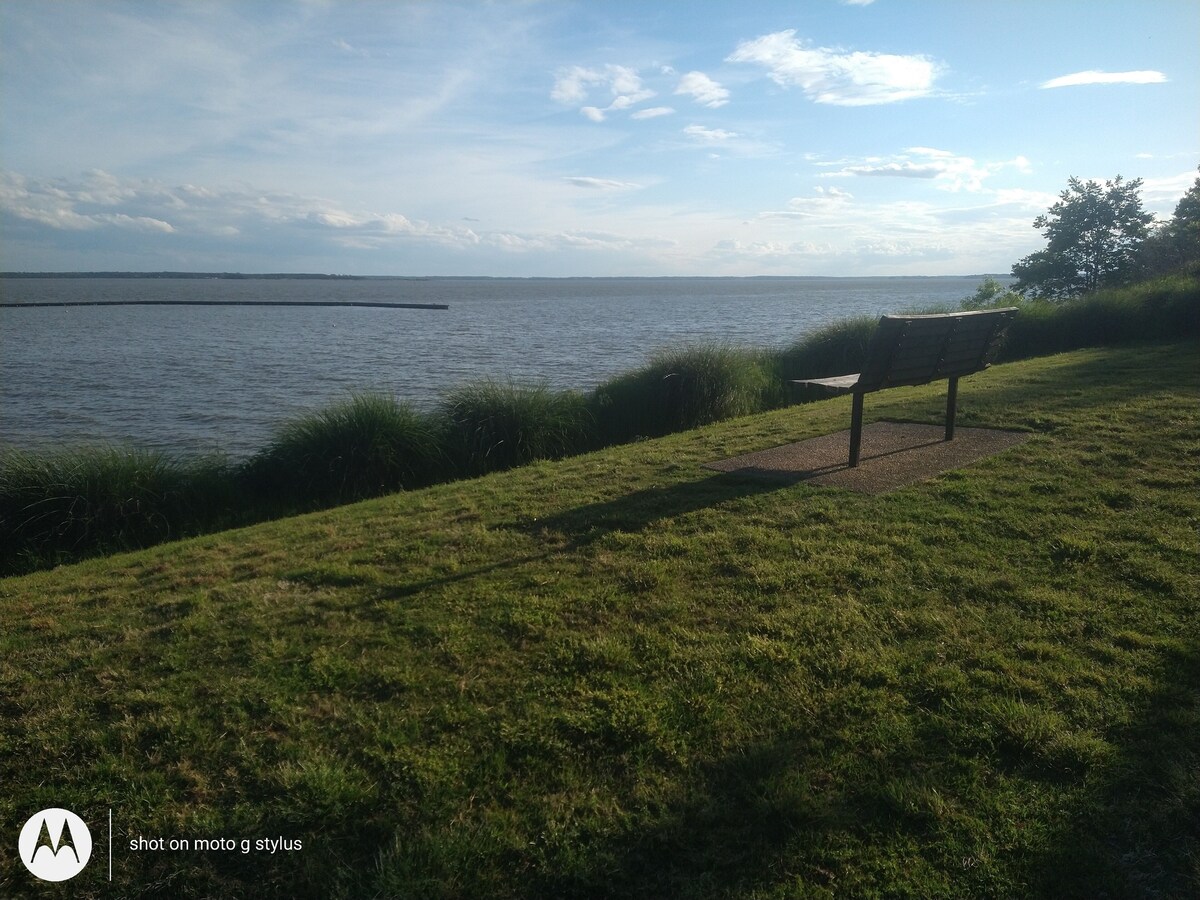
[849,392,864,467]
[945,376,959,441]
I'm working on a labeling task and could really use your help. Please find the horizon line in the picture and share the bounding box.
[1,271,1013,280]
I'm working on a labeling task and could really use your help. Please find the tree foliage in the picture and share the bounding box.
[1012,175,1153,299]
[1141,167,1200,276]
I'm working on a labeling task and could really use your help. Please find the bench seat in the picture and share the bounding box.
[792,308,1017,467]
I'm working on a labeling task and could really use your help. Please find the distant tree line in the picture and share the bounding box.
[1013,167,1200,300]
[0,272,364,279]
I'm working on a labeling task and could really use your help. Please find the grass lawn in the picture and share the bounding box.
[2,341,1197,898]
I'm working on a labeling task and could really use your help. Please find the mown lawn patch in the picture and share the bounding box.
[1,342,1197,898]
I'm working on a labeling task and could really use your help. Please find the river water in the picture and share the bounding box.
[1,275,995,457]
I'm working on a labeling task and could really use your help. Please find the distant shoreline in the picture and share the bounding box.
[0,272,1011,281]
[0,271,369,280]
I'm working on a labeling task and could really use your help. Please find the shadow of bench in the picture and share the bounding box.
[793,308,1018,467]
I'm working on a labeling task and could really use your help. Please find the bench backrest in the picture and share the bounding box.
[856,307,1017,392]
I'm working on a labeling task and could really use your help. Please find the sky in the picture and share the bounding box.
[1,0,1197,277]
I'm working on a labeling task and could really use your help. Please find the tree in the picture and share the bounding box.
[960,276,1022,310]
[1141,167,1200,275]
[1012,175,1153,299]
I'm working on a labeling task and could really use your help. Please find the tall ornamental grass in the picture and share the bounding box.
[243,393,445,510]
[439,380,593,475]
[589,343,776,444]
[0,446,238,574]
[995,272,1200,361]
[774,315,878,383]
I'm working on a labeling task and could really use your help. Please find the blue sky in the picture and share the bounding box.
[1,0,1196,276]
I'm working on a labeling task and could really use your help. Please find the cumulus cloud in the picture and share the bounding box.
[0,170,177,233]
[1040,70,1167,89]
[675,71,730,107]
[551,64,656,121]
[727,30,939,106]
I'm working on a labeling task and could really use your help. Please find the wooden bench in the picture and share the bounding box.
[793,308,1018,467]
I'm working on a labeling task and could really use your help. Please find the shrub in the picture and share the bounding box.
[243,393,445,509]
[439,380,593,476]
[589,343,774,444]
[0,445,238,574]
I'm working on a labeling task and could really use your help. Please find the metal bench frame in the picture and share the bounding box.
[793,308,1018,467]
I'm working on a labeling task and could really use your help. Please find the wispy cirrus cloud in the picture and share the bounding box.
[683,124,739,143]
[1040,69,1167,89]
[728,30,940,106]
[562,176,641,191]
[631,106,675,120]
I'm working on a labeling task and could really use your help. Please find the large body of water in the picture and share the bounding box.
[1,275,996,458]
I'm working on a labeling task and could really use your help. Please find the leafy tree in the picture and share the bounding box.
[1012,175,1153,299]
[1141,167,1200,275]
[960,276,1022,310]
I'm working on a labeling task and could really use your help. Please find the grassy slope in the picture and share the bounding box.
[1,342,1197,899]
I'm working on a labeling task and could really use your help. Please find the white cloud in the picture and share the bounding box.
[563,176,641,191]
[332,38,369,57]
[719,187,1046,273]
[1040,70,1167,89]
[0,170,177,233]
[728,30,940,106]
[820,148,1031,192]
[0,168,682,269]
[675,71,730,108]
[761,186,855,219]
[550,66,603,104]
[552,63,656,121]
[1142,170,1200,214]
[631,106,675,120]
[842,161,943,179]
[683,124,738,143]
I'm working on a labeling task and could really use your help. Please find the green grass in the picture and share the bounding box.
[1,341,1197,898]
